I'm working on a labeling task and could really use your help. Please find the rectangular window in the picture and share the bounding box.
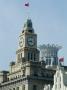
[33,85,37,90]
[28,52,33,61]
[49,59,51,65]
[34,53,36,61]
[13,88,15,90]
[28,53,30,61]
[21,53,22,58]
[55,85,57,90]
[60,84,61,88]
[16,87,19,90]
[60,77,61,81]
[46,58,51,65]
[18,54,20,60]
[23,69,25,76]
[46,58,49,65]
[22,85,25,90]
[31,53,33,60]
[34,71,38,76]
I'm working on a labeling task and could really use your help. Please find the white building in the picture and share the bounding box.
[52,66,67,90]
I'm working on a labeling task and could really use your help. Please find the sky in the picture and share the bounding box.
[0,0,66,70]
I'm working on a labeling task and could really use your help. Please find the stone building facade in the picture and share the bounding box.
[52,66,67,90]
[0,19,60,90]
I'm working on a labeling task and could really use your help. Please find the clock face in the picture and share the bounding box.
[27,37,34,46]
[19,36,24,47]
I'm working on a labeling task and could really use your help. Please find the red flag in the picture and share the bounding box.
[25,2,29,7]
[59,57,64,62]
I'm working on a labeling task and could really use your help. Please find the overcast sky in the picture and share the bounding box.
[0,0,66,70]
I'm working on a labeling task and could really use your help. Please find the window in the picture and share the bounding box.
[18,54,20,60]
[55,84,57,90]
[34,53,36,61]
[41,72,44,77]
[53,57,58,65]
[46,58,49,65]
[23,69,25,76]
[22,85,25,90]
[13,88,15,90]
[33,85,37,90]
[7,78,9,81]
[46,58,51,65]
[31,53,33,60]
[28,52,33,61]
[21,53,22,58]
[28,53,29,61]
[16,87,19,90]
[34,71,38,76]
[18,53,22,60]
[60,77,61,81]
[28,30,33,33]
[46,57,52,65]
[49,59,51,65]
[60,84,61,88]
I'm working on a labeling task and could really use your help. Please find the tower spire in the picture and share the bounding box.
[23,19,34,33]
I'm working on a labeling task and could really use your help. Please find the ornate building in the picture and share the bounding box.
[0,19,59,90]
[52,66,67,90]
[39,44,61,68]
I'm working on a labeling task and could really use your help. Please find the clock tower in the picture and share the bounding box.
[16,19,39,63]
[0,18,56,90]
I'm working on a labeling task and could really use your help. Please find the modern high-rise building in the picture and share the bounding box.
[0,18,64,90]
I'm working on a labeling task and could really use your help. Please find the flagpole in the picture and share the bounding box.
[24,2,30,19]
